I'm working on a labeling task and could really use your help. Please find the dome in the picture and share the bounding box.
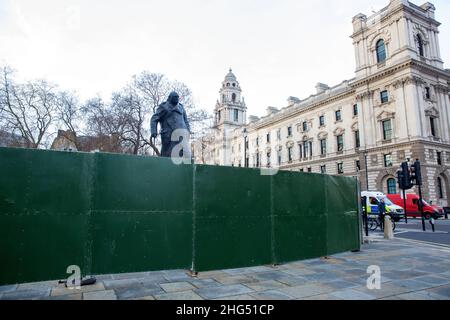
[224,68,237,82]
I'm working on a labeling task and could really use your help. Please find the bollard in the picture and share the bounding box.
[384,216,394,239]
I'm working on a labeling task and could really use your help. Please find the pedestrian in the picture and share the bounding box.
[378,198,387,231]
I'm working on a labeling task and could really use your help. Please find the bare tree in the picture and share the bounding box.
[55,90,83,150]
[109,85,151,155]
[0,66,58,148]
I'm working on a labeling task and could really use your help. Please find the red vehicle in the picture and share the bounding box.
[387,194,444,220]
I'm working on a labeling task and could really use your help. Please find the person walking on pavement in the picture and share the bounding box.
[378,198,387,231]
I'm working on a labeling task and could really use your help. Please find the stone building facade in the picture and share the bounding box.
[193,0,450,207]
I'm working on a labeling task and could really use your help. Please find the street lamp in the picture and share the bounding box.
[243,128,248,168]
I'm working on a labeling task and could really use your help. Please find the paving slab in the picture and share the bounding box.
[278,284,334,299]
[1,288,51,300]
[155,290,204,300]
[83,290,117,300]
[250,290,295,300]
[427,284,450,298]
[195,284,254,299]
[243,280,287,292]
[213,294,256,300]
[39,293,82,300]
[0,285,18,294]
[329,288,376,300]
[188,279,222,289]
[160,281,196,293]
[214,275,256,285]
[51,282,105,297]
[115,285,164,300]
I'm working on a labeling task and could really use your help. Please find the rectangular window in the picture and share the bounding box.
[425,87,431,100]
[256,138,259,147]
[319,115,325,126]
[380,90,389,103]
[335,110,342,122]
[287,126,292,137]
[299,144,303,159]
[430,117,436,137]
[307,167,312,173]
[300,168,304,172]
[320,165,326,174]
[437,151,442,165]
[303,141,309,158]
[382,120,392,140]
[267,133,270,143]
[337,162,344,174]
[337,135,344,152]
[256,153,260,167]
[384,154,393,167]
[277,129,281,140]
[302,121,308,132]
[288,147,293,162]
[267,152,271,166]
[353,104,358,116]
[356,160,361,171]
[320,139,327,155]
[234,109,239,122]
[277,151,281,165]
[354,130,360,148]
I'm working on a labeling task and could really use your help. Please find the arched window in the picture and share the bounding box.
[437,177,443,199]
[387,178,396,194]
[417,34,424,57]
[232,93,236,102]
[376,39,386,63]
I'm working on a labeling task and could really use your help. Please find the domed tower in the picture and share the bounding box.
[214,68,247,129]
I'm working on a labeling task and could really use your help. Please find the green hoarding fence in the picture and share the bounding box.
[0,147,360,285]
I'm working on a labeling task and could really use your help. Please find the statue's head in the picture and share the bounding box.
[168,91,179,106]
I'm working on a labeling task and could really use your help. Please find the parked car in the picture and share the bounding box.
[386,193,444,220]
[361,191,405,222]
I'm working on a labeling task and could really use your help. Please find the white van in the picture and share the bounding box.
[361,191,405,222]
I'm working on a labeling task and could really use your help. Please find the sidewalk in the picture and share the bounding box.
[1,237,450,300]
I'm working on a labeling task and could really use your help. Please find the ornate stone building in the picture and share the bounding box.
[193,0,450,207]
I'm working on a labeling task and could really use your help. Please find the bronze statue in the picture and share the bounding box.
[150,92,191,158]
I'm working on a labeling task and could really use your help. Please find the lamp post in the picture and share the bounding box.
[243,128,248,168]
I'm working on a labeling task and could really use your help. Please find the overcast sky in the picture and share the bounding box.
[1,0,449,117]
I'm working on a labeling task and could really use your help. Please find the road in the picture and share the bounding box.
[392,217,450,246]
[366,217,450,246]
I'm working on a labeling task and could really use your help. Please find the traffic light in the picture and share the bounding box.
[397,170,405,189]
[399,162,413,190]
[411,160,422,186]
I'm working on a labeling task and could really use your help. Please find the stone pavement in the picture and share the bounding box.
[1,237,450,300]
